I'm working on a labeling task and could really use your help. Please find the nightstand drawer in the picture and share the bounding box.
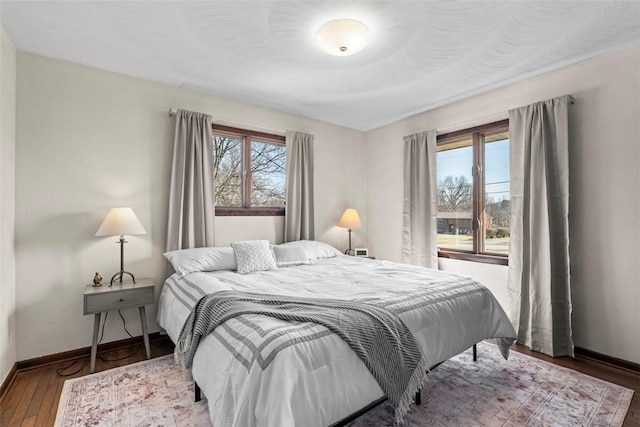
[84,287,153,314]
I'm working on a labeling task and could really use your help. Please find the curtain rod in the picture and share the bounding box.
[436,95,574,135]
[436,112,508,135]
[168,108,286,136]
[170,95,574,136]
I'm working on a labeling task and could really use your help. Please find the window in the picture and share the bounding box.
[436,120,510,265]
[212,125,286,216]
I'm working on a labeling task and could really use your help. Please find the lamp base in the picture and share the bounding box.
[109,270,137,286]
[344,228,355,256]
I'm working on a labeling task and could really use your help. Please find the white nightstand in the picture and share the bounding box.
[83,279,155,373]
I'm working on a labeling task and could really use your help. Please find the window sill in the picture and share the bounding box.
[438,250,508,266]
[215,207,285,217]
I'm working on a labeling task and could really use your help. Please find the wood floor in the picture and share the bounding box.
[1,339,638,426]
[0,336,175,427]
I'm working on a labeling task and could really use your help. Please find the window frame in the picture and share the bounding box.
[436,119,510,266]
[212,124,286,217]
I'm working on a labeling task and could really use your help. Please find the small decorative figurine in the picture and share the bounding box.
[93,272,103,287]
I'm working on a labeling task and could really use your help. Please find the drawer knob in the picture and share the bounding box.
[119,298,124,302]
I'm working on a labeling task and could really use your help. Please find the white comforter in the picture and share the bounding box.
[157,256,516,427]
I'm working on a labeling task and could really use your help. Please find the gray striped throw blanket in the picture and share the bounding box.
[175,290,429,424]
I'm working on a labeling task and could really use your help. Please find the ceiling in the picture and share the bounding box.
[1,1,639,131]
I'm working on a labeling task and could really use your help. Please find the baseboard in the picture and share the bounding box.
[575,346,640,373]
[0,362,18,402]
[16,332,172,372]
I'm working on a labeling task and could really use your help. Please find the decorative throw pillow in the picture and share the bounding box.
[164,247,237,276]
[280,240,342,260]
[231,240,278,274]
[271,245,310,267]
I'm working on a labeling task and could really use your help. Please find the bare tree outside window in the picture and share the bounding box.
[212,125,286,215]
[213,135,242,207]
[436,142,474,251]
[438,175,472,212]
[251,140,286,207]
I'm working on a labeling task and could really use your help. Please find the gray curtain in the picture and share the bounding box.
[402,130,438,269]
[166,109,215,251]
[284,131,314,242]
[508,95,573,357]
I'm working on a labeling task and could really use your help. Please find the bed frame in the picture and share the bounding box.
[193,343,478,426]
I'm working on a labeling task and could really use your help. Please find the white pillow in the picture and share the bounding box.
[280,240,342,260]
[164,247,237,276]
[271,245,310,267]
[231,240,278,274]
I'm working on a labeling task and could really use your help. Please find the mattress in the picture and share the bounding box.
[157,255,516,427]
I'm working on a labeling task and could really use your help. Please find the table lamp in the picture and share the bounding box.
[337,208,362,256]
[95,207,147,286]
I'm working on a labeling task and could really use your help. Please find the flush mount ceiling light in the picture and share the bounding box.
[315,18,371,56]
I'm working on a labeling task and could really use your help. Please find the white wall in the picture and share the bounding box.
[365,46,640,364]
[0,26,16,385]
[14,53,366,360]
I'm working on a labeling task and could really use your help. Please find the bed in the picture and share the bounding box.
[157,240,517,427]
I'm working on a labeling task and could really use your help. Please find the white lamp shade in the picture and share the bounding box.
[337,208,362,230]
[95,207,147,237]
[315,18,371,56]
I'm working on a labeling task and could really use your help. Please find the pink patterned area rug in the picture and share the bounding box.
[55,342,633,426]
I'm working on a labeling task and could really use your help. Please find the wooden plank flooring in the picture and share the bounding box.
[1,340,638,426]
[0,337,175,427]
